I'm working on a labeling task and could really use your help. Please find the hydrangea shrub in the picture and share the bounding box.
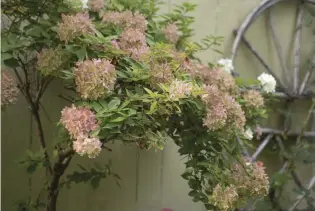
[1,0,276,210]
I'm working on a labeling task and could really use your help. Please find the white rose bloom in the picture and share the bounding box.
[81,0,88,9]
[217,58,234,73]
[257,73,276,93]
[244,128,253,140]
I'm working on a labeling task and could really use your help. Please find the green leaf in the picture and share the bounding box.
[109,116,126,123]
[26,163,38,174]
[147,101,157,114]
[108,99,121,110]
[1,53,12,61]
[90,177,101,189]
[119,100,130,109]
[76,47,87,61]
[3,58,19,68]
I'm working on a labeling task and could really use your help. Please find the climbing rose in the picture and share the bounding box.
[81,0,88,8]
[88,0,104,11]
[244,128,253,140]
[163,23,179,43]
[1,71,19,106]
[258,73,276,93]
[60,104,99,139]
[168,80,193,100]
[37,47,66,76]
[210,184,239,211]
[242,90,264,108]
[217,58,234,73]
[73,137,102,158]
[57,12,95,42]
[75,58,116,99]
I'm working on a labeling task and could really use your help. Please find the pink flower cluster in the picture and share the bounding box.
[61,104,99,138]
[57,12,95,42]
[202,84,245,131]
[1,71,19,106]
[163,23,179,43]
[61,104,102,158]
[118,27,149,60]
[242,90,264,108]
[231,159,269,196]
[211,159,269,210]
[75,58,116,100]
[102,11,148,60]
[88,0,105,12]
[73,137,102,159]
[102,10,147,32]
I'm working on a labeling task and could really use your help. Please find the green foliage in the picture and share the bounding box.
[61,161,120,189]
[16,149,47,174]
[2,0,268,210]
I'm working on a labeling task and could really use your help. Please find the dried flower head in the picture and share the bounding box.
[57,12,95,42]
[202,85,245,131]
[60,104,99,139]
[231,159,269,197]
[75,58,116,99]
[118,28,149,60]
[149,63,174,87]
[102,10,147,32]
[88,0,105,12]
[163,23,179,43]
[37,47,67,76]
[243,90,264,108]
[102,11,122,25]
[73,137,102,158]
[168,79,193,100]
[1,71,19,106]
[222,94,246,131]
[203,104,227,131]
[210,184,239,211]
[205,68,237,94]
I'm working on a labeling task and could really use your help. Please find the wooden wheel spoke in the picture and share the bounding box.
[233,30,287,90]
[249,134,273,162]
[268,9,291,86]
[299,56,315,94]
[293,2,305,93]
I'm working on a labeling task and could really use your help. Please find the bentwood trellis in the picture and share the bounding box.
[232,0,315,210]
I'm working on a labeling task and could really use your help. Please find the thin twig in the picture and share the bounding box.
[293,3,304,93]
[299,56,315,94]
[296,100,315,145]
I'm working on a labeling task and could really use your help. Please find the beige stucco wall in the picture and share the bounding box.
[2,0,315,211]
